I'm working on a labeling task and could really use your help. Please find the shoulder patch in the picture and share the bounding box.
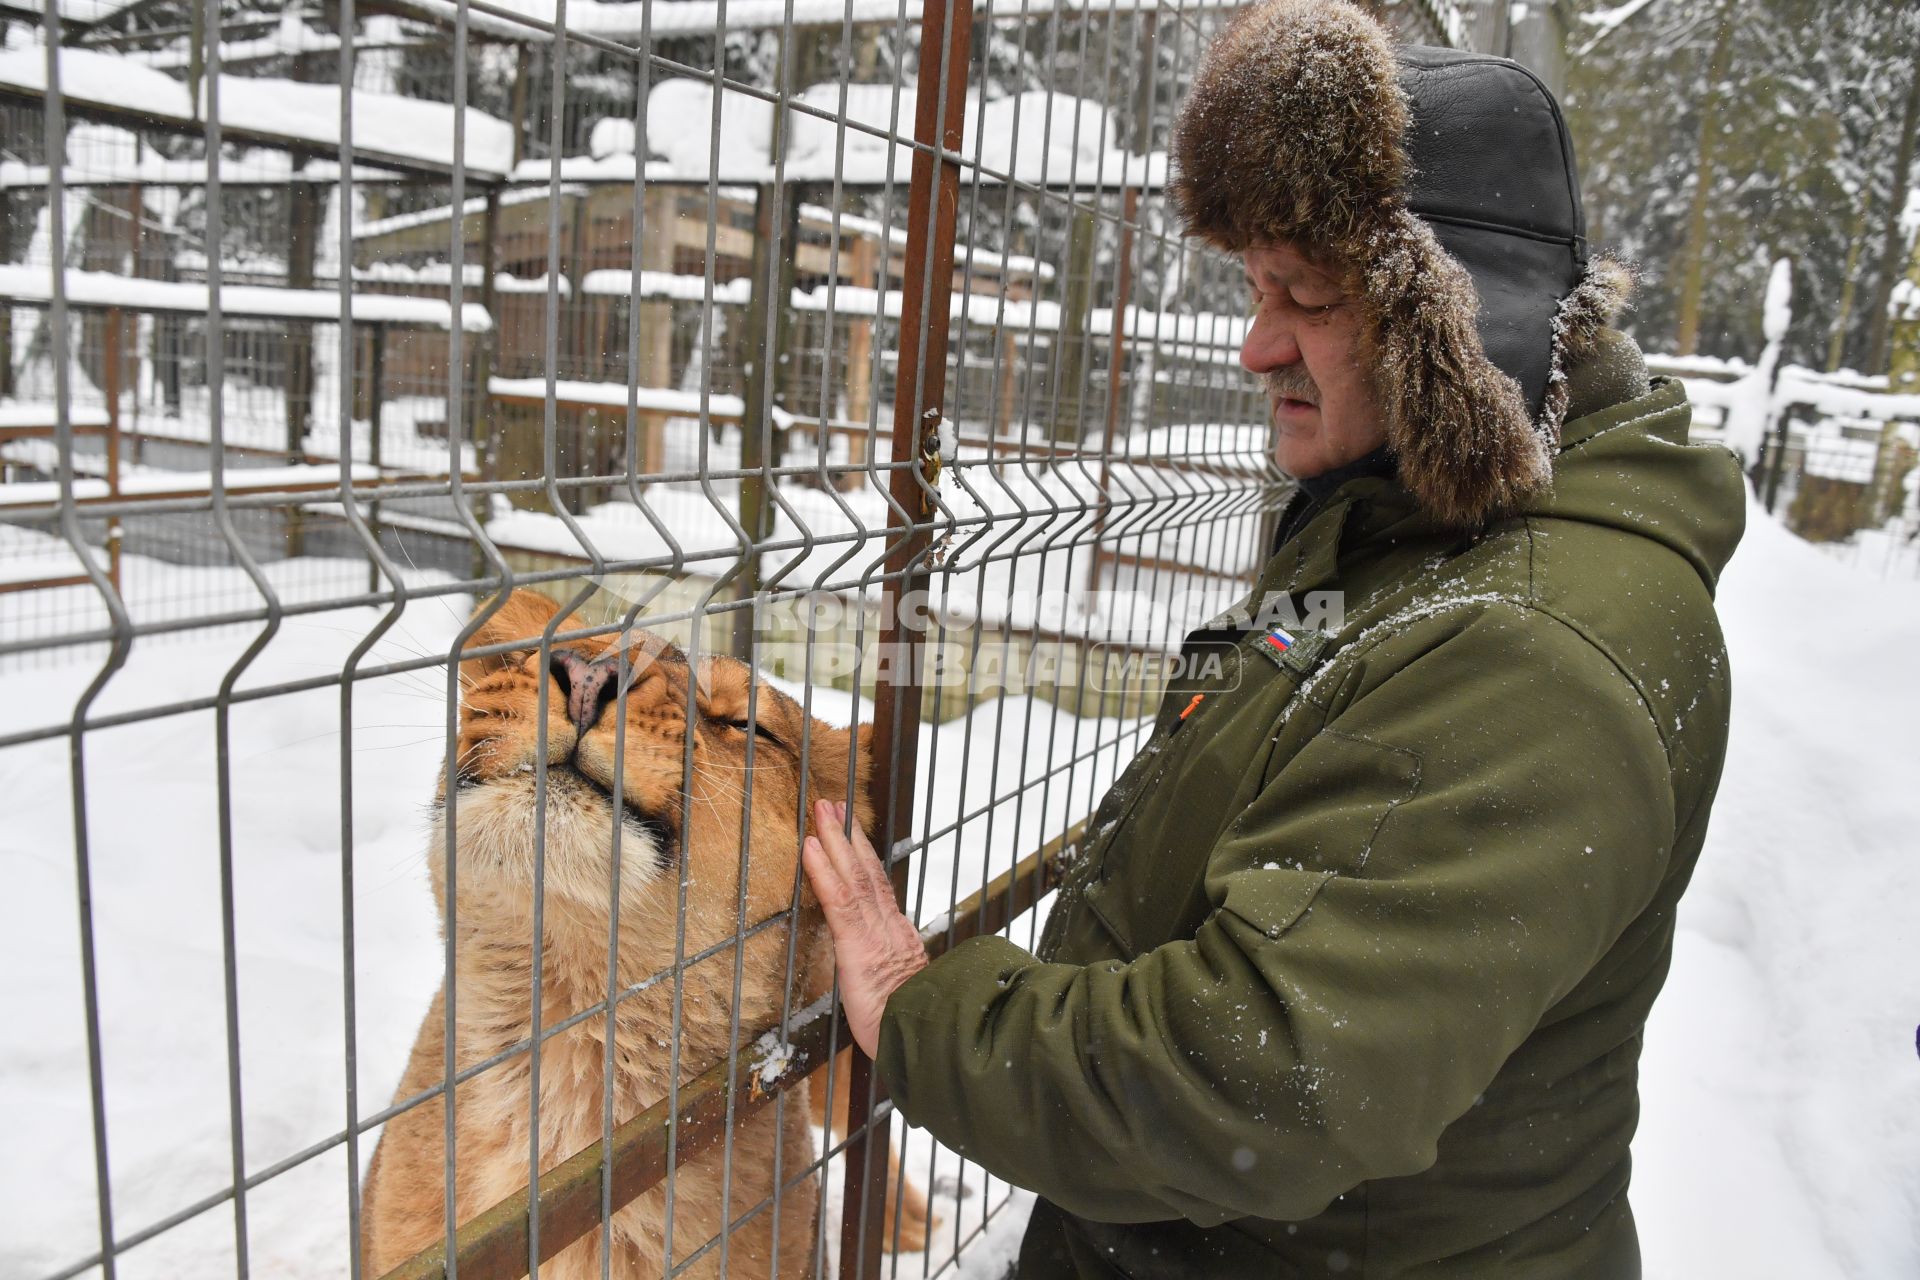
[1251,625,1331,677]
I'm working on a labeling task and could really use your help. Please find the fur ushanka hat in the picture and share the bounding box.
[1170,0,1631,529]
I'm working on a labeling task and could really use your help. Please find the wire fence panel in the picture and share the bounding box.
[0,2,1313,1278]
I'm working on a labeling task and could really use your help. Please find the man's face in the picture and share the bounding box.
[1239,242,1387,479]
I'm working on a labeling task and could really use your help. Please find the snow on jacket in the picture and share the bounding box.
[875,334,1747,1277]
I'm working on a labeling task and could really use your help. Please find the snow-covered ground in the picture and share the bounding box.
[1634,489,1920,1279]
[1,488,1915,1278]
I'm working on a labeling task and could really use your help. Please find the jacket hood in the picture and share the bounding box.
[1525,360,1747,598]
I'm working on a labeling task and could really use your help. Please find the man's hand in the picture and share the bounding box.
[801,796,928,1058]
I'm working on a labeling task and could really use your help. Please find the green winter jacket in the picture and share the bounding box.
[876,337,1747,1277]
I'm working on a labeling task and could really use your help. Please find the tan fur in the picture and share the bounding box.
[362,589,933,1277]
[1169,0,1633,530]
[1361,212,1550,528]
[1169,0,1408,262]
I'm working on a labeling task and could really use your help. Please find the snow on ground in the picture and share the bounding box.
[1,489,1915,1277]
[1634,488,1920,1279]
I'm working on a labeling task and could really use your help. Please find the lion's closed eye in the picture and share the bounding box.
[715,714,790,753]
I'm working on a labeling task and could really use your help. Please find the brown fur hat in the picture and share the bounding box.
[1171,0,1632,529]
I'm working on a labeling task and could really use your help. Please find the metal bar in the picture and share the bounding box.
[102,305,122,592]
[839,0,974,1271]
[0,486,1258,667]
[0,469,481,509]
[436,5,519,1278]
[40,18,134,1279]
[367,322,387,591]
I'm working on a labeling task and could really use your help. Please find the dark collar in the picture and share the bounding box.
[1271,444,1399,557]
[1296,444,1398,505]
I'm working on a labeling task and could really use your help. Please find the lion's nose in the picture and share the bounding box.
[549,650,621,735]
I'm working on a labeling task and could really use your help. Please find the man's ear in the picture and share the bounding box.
[460,588,564,683]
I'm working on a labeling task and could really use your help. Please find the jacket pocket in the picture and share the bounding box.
[1214,865,1338,943]
[1080,636,1341,956]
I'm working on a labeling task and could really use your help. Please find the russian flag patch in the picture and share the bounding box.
[1262,625,1296,653]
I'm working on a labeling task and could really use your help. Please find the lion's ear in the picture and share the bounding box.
[461,588,563,681]
[808,719,876,831]
[849,722,876,832]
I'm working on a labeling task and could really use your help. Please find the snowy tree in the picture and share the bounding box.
[1568,0,1919,370]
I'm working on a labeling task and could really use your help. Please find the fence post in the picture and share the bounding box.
[735,182,792,662]
[1762,355,1790,513]
[104,305,121,592]
[841,0,974,1271]
[367,322,386,592]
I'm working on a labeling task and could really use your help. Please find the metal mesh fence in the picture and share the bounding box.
[0,0,1436,1276]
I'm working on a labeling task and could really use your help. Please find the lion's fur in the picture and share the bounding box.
[1168,0,1632,530]
[361,589,931,1277]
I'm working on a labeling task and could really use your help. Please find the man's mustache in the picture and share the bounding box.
[1263,367,1320,406]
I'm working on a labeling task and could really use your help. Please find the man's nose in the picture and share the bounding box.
[1239,310,1300,374]
[549,650,621,735]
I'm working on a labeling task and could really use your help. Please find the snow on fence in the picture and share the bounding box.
[1648,353,1920,548]
[0,1,1339,1277]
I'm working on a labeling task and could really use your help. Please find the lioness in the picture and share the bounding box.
[363,589,930,1278]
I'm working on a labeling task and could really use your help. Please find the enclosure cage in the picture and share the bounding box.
[3,1,1466,1278]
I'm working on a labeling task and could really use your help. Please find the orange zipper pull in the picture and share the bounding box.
[1178,693,1205,721]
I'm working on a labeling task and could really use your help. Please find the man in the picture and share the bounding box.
[802,1,1746,1274]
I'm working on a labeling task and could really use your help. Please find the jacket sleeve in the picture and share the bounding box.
[873,605,1678,1225]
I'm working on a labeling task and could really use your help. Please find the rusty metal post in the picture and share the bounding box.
[839,0,974,1272]
[735,183,783,662]
[1081,185,1140,622]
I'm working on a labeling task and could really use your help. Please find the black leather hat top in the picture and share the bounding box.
[1397,46,1588,417]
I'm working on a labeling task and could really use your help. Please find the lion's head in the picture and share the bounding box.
[429,588,874,962]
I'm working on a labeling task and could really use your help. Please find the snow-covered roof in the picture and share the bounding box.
[394,0,1243,42]
[351,185,584,241]
[797,203,1054,280]
[0,47,514,180]
[580,270,755,304]
[0,401,111,430]
[489,377,749,420]
[0,266,494,331]
[0,155,408,190]
[626,78,1164,189]
[0,120,411,189]
[0,0,147,26]
[569,271,1243,358]
[323,263,573,296]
